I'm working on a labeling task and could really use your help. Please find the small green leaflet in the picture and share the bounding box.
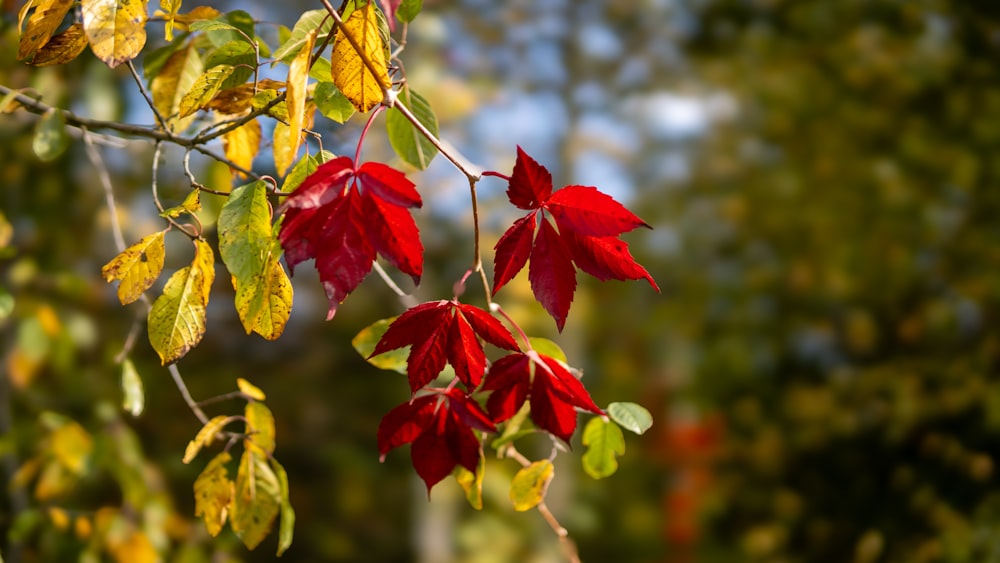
[396,0,423,22]
[581,417,625,479]
[272,9,333,62]
[204,40,256,90]
[271,458,295,556]
[386,87,438,169]
[159,189,201,218]
[121,357,144,416]
[314,82,356,124]
[179,64,236,118]
[33,109,69,162]
[352,316,408,373]
[527,337,567,363]
[607,402,653,435]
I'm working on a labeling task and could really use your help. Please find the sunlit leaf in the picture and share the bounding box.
[581,417,625,479]
[204,79,284,114]
[120,358,144,417]
[314,81,356,123]
[179,64,236,118]
[386,87,439,169]
[453,454,485,510]
[16,0,74,61]
[204,40,256,90]
[80,0,148,68]
[396,0,422,22]
[231,449,281,550]
[509,460,553,512]
[160,0,182,41]
[221,118,261,177]
[276,29,315,176]
[151,41,204,132]
[107,528,157,563]
[194,451,232,537]
[237,377,266,401]
[331,1,390,112]
[252,89,289,121]
[159,189,201,218]
[100,230,166,305]
[270,458,295,556]
[147,239,215,365]
[183,415,232,464]
[527,337,566,363]
[244,402,275,456]
[26,23,88,66]
[32,109,69,162]
[50,421,93,475]
[272,9,332,62]
[352,316,408,373]
[607,402,653,435]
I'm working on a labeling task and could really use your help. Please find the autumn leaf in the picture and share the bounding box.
[510,460,553,511]
[160,0,182,41]
[483,351,604,443]
[221,118,261,177]
[332,1,390,112]
[147,238,215,365]
[80,0,148,69]
[492,146,659,330]
[370,300,519,392]
[275,29,315,176]
[179,64,236,118]
[17,0,74,61]
[183,415,232,464]
[151,41,203,132]
[194,451,233,537]
[244,401,276,456]
[101,230,167,305]
[277,156,423,319]
[378,388,495,492]
[25,23,88,66]
[230,449,281,550]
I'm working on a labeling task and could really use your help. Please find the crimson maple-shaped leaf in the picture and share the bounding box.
[278,156,423,319]
[482,351,604,443]
[370,300,519,393]
[377,388,496,492]
[492,146,660,330]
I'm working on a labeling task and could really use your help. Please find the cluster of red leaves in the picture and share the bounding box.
[277,148,656,492]
[493,147,660,330]
[278,156,422,319]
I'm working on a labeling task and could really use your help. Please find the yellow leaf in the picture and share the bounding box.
[160,0,182,41]
[17,0,75,60]
[80,0,148,69]
[10,456,43,491]
[34,460,73,500]
[101,231,166,305]
[147,238,215,365]
[231,449,281,551]
[245,402,275,456]
[194,451,233,537]
[108,529,158,563]
[272,120,294,178]
[27,23,89,66]
[121,358,144,417]
[50,421,93,475]
[331,1,390,112]
[237,377,266,401]
[178,64,236,118]
[47,507,70,531]
[277,29,316,176]
[183,415,231,464]
[509,460,553,512]
[151,41,204,132]
[453,455,485,510]
[169,5,221,28]
[222,118,261,178]
[238,253,293,340]
[204,79,286,114]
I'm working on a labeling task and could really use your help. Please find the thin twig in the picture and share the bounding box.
[372,262,419,308]
[82,127,127,251]
[126,61,169,130]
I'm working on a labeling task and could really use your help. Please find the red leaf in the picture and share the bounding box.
[492,148,659,330]
[378,389,495,492]
[278,157,423,318]
[371,301,518,392]
[492,213,535,295]
[529,219,576,331]
[507,146,551,210]
[482,352,603,442]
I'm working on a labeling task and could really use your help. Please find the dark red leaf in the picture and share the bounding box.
[529,219,576,331]
[447,313,486,388]
[377,394,436,458]
[455,303,519,351]
[277,157,424,318]
[492,213,536,295]
[506,146,551,210]
[482,353,531,423]
[562,230,660,291]
[546,185,649,236]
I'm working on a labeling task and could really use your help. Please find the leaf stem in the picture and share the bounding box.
[355,105,385,165]
[481,170,511,182]
[492,303,533,352]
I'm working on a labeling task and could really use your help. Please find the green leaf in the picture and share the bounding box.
[607,402,653,435]
[251,89,288,121]
[309,56,331,82]
[201,10,255,48]
[581,417,625,479]
[314,82,356,124]
[528,337,567,364]
[351,317,408,373]
[204,40,256,90]
[193,451,233,537]
[453,454,485,510]
[231,449,281,551]
[179,64,236,118]
[244,401,275,456]
[270,458,295,556]
[387,87,439,169]
[32,109,69,162]
[101,230,167,305]
[272,9,333,62]
[147,239,215,365]
[142,36,189,79]
[509,460,553,512]
[396,0,423,23]
[159,189,201,218]
[218,181,292,340]
[490,403,535,449]
[120,358,144,417]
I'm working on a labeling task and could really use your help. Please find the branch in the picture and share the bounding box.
[504,446,582,563]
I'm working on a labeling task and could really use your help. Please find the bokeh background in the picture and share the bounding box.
[4,0,1000,561]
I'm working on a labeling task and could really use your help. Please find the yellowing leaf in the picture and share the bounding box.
[47,507,70,530]
[17,0,75,60]
[245,402,275,456]
[26,22,88,67]
[509,460,553,512]
[331,2,390,112]
[221,118,261,178]
[101,231,166,305]
[121,357,144,416]
[169,5,221,28]
[194,451,233,537]
[237,377,266,400]
[218,181,293,339]
[581,417,625,480]
[351,316,408,373]
[80,0,148,69]
[50,421,93,475]
[35,460,74,500]
[276,29,316,177]
[453,455,485,510]
[271,458,295,556]
[204,79,285,114]
[107,528,158,563]
[160,0,182,41]
[179,64,236,118]
[231,449,281,550]
[32,108,70,162]
[183,415,232,464]
[151,41,204,132]
[147,239,215,365]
